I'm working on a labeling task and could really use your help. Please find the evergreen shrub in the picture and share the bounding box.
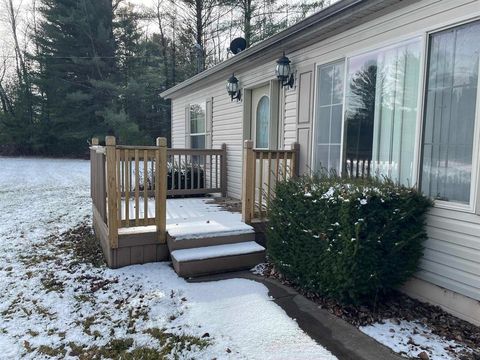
[267,174,432,305]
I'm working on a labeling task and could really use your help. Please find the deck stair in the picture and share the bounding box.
[167,219,265,277]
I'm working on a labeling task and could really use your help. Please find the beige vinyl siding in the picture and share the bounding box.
[171,100,186,148]
[419,208,480,301]
[283,88,298,148]
[168,0,480,306]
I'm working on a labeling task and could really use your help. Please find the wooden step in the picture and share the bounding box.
[171,241,266,277]
[167,231,255,251]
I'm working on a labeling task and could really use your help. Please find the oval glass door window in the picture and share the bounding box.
[256,95,270,149]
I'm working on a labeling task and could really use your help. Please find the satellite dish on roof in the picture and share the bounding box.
[229,37,247,55]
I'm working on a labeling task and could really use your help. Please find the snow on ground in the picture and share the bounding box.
[360,319,472,359]
[0,157,335,359]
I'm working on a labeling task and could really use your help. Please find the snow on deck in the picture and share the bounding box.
[171,241,264,262]
[0,157,335,359]
[166,198,254,239]
[121,197,254,240]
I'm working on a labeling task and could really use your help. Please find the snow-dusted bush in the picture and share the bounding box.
[267,174,432,305]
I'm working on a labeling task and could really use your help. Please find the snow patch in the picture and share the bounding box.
[360,319,471,359]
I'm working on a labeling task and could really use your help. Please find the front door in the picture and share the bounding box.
[251,84,273,149]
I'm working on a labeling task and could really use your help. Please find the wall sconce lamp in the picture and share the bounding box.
[226,73,241,101]
[275,52,294,88]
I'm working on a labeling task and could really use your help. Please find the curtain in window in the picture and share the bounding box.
[372,40,421,185]
[421,21,480,204]
[344,38,421,183]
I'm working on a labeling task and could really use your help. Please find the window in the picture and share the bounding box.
[344,38,421,183]
[314,60,345,173]
[421,21,480,205]
[190,103,206,149]
[256,95,270,149]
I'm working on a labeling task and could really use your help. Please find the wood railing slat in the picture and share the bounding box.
[134,150,140,226]
[191,155,194,190]
[143,150,148,225]
[177,155,181,191]
[209,154,212,190]
[267,152,272,216]
[257,152,264,219]
[251,152,256,219]
[275,152,280,181]
[125,149,130,227]
[116,149,121,223]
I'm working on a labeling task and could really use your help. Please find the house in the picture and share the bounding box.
[160,0,480,326]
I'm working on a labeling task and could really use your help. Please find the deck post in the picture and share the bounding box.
[155,137,167,243]
[242,140,255,224]
[221,143,227,198]
[90,138,98,199]
[291,142,300,177]
[105,136,118,249]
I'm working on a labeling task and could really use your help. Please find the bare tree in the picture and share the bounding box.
[175,0,222,72]
[3,0,28,82]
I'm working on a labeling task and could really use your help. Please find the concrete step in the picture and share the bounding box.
[167,231,255,251]
[171,241,266,277]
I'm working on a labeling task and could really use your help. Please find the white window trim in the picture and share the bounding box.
[418,20,480,213]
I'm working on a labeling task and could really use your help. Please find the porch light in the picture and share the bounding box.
[275,52,294,88]
[226,73,241,101]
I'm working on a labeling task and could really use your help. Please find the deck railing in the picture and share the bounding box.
[167,146,227,197]
[90,136,227,250]
[242,140,300,224]
[114,140,167,232]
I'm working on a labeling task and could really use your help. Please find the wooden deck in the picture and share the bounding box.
[94,197,256,268]
[90,137,299,275]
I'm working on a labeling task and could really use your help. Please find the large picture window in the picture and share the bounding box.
[420,21,480,205]
[344,38,421,184]
[190,103,206,149]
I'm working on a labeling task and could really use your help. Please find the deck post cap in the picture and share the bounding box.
[105,136,116,146]
[244,140,253,149]
[156,137,167,147]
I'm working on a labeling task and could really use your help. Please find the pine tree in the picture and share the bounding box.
[35,0,117,155]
